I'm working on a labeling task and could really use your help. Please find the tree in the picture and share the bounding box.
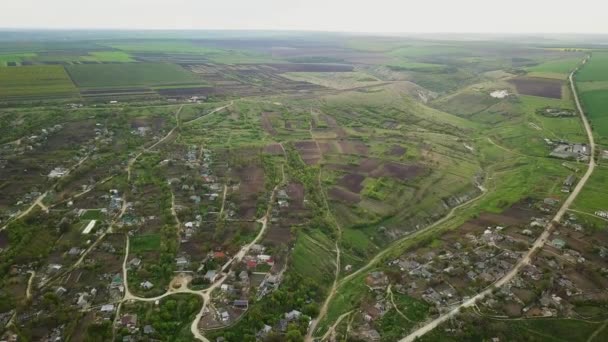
[285,328,303,342]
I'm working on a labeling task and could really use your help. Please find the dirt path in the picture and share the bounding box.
[219,185,228,217]
[306,169,342,341]
[587,319,608,342]
[388,284,412,322]
[321,310,353,341]
[486,137,527,157]
[399,57,596,342]
[0,191,48,231]
[308,179,489,340]
[26,271,35,300]
[568,208,608,222]
[171,189,182,232]
[127,105,184,181]
[183,101,233,126]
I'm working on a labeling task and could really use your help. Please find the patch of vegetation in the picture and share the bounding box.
[0,65,77,98]
[130,234,161,253]
[66,62,201,88]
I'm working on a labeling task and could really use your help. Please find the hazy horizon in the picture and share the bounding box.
[2,0,607,34]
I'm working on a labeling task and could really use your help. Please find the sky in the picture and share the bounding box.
[1,0,607,33]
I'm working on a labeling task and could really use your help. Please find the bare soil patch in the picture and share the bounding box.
[294,140,321,165]
[261,112,278,136]
[389,145,406,156]
[263,143,284,155]
[286,182,305,209]
[338,140,369,155]
[0,230,8,249]
[509,77,562,99]
[337,173,365,194]
[265,223,293,245]
[369,161,425,181]
[329,187,360,204]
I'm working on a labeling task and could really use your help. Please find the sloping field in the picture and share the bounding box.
[0,65,77,98]
[66,62,201,88]
[526,57,582,79]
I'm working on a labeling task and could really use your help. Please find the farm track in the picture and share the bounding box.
[399,56,597,342]
[388,284,412,322]
[306,168,343,341]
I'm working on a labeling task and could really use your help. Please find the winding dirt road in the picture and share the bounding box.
[399,58,596,342]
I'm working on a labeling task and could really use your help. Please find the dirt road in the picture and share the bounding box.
[183,101,233,126]
[399,58,596,342]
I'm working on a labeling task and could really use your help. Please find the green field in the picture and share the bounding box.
[577,52,608,81]
[0,65,77,98]
[0,53,37,66]
[526,57,581,79]
[130,234,161,253]
[80,209,103,220]
[105,41,222,54]
[66,62,201,88]
[577,52,608,144]
[386,60,447,72]
[82,51,134,62]
[573,166,608,213]
[579,89,608,139]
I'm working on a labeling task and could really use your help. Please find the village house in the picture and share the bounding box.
[233,299,249,309]
[285,310,302,321]
[176,256,189,268]
[140,281,154,290]
[143,325,155,335]
[551,238,566,250]
[120,314,138,332]
[100,304,115,314]
[128,257,141,269]
[562,174,576,193]
[204,270,218,282]
[256,324,272,339]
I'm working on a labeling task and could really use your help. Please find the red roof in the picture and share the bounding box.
[247,260,257,268]
[214,251,226,259]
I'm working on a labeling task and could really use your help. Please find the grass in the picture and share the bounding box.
[579,89,608,142]
[83,51,134,62]
[105,41,223,54]
[130,234,161,253]
[0,53,36,66]
[292,230,336,286]
[386,60,447,72]
[0,65,78,98]
[577,52,608,81]
[378,291,430,341]
[66,62,201,88]
[526,57,582,79]
[518,95,586,143]
[282,72,381,90]
[80,209,103,220]
[572,165,608,213]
